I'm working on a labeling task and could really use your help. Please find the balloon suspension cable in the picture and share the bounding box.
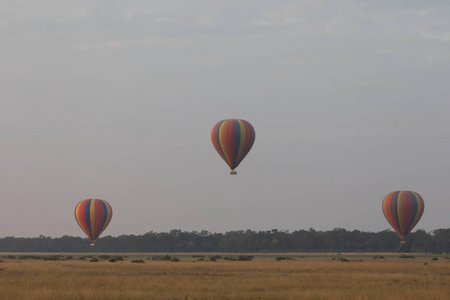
[230,170,237,175]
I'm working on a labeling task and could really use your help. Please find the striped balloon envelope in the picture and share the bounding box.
[211,119,255,175]
[382,191,424,242]
[75,199,113,245]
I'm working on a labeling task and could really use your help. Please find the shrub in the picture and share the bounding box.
[276,257,295,261]
[151,255,172,261]
[224,257,236,261]
[237,255,254,261]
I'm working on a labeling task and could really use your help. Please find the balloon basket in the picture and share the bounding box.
[91,243,95,246]
[230,170,237,175]
[400,240,406,244]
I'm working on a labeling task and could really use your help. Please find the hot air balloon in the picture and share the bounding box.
[75,199,113,246]
[211,119,255,175]
[382,191,424,243]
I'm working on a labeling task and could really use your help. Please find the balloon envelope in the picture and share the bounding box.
[382,191,424,240]
[75,199,113,243]
[211,119,255,172]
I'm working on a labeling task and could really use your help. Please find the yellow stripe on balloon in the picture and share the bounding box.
[75,204,89,238]
[218,122,231,165]
[90,200,96,239]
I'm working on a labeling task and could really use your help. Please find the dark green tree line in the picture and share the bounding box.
[1,228,450,253]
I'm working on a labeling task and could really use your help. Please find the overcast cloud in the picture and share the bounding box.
[1,1,450,238]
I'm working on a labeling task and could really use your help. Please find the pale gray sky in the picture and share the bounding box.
[1,1,450,238]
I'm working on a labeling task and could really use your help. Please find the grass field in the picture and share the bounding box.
[0,253,449,300]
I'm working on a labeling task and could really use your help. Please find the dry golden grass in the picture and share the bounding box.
[0,254,449,300]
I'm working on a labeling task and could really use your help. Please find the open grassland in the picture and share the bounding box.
[0,253,449,300]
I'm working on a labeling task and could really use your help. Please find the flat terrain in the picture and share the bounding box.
[0,253,449,300]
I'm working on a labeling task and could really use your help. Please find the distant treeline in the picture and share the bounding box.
[1,228,450,253]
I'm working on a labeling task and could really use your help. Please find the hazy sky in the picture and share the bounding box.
[1,1,450,238]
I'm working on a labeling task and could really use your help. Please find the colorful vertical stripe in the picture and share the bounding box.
[75,199,113,242]
[211,119,255,171]
[382,191,424,240]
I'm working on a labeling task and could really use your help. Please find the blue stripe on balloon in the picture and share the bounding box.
[85,199,92,239]
[407,191,418,233]
[249,122,256,148]
[99,200,108,235]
